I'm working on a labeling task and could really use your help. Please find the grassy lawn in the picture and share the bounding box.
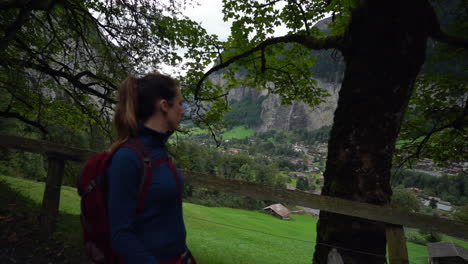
[395,137,424,148]
[1,175,466,264]
[222,126,255,140]
[172,127,209,139]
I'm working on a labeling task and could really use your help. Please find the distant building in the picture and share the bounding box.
[288,172,306,178]
[263,204,291,220]
[427,241,468,264]
[290,158,302,165]
[408,187,423,196]
[228,149,241,154]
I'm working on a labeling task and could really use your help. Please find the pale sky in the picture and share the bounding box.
[160,0,290,75]
[182,0,289,41]
[183,0,232,41]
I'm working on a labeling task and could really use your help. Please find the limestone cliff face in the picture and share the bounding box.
[216,17,344,132]
[224,77,341,132]
[257,78,340,132]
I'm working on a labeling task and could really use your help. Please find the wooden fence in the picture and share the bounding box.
[1,134,467,264]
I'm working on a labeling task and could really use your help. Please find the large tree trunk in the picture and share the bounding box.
[313,0,433,263]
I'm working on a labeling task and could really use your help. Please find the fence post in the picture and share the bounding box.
[386,224,409,264]
[39,154,65,236]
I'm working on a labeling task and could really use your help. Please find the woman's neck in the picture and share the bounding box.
[144,115,169,133]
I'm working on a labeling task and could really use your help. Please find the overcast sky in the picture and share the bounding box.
[183,0,231,41]
[182,0,289,41]
[160,0,291,74]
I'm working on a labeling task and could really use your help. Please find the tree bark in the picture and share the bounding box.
[313,0,433,263]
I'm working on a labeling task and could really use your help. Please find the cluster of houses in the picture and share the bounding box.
[412,158,467,176]
[288,172,324,185]
[220,148,242,154]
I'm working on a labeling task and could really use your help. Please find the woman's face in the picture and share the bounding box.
[166,88,185,130]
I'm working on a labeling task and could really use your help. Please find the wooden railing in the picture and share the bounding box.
[1,134,467,264]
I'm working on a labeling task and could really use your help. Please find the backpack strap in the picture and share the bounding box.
[148,157,182,202]
[120,138,183,213]
[120,138,153,214]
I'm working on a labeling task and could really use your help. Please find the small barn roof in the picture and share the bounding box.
[427,241,468,261]
[263,204,290,217]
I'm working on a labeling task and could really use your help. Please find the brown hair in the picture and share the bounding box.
[109,73,179,152]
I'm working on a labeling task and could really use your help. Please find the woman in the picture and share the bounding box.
[107,73,191,264]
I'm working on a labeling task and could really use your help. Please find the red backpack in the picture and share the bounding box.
[77,138,195,264]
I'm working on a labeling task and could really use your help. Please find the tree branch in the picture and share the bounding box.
[250,0,283,9]
[0,0,56,11]
[295,0,310,35]
[194,33,343,100]
[7,58,117,104]
[397,96,467,168]
[0,84,34,109]
[61,87,112,136]
[0,7,31,51]
[0,111,48,134]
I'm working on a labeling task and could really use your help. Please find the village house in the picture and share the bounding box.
[408,187,423,196]
[228,149,241,154]
[292,142,306,152]
[288,172,306,178]
[289,158,303,165]
[307,166,321,173]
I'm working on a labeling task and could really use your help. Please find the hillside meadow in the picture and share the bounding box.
[2,174,462,264]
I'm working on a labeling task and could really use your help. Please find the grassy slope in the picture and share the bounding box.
[2,175,466,264]
[221,126,255,140]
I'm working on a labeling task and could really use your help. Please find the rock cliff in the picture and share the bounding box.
[221,17,344,132]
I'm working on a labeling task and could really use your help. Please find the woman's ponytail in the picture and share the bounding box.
[109,75,139,152]
[109,72,178,152]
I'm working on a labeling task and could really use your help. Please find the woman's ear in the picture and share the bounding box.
[158,99,169,113]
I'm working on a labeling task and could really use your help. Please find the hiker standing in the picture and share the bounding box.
[107,73,193,263]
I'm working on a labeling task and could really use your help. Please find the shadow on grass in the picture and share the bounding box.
[0,179,84,264]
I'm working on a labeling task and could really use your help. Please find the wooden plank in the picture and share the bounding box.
[386,225,409,264]
[183,170,468,240]
[39,156,65,235]
[0,134,95,162]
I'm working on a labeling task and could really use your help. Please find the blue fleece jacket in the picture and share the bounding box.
[107,125,186,264]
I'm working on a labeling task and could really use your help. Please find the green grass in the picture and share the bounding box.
[289,178,298,187]
[221,126,255,140]
[395,137,424,148]
[2,174,467,264]
[172,127,210,140]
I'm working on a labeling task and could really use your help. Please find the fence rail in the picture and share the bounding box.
[1,134,467,264]
[183,170,468,239]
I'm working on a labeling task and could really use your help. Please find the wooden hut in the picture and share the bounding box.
[263,204,291,220]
